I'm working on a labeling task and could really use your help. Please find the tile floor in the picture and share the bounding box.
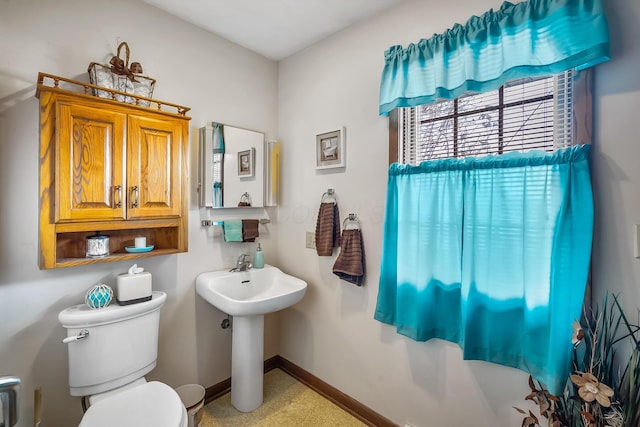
[201,368,368,426]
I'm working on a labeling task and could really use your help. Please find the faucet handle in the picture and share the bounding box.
[231,253,252,271]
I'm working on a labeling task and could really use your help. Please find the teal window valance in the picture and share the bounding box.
[379,0,610,116]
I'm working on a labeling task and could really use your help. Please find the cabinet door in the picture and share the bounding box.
[127,114,183,219]
[55,103,126,222]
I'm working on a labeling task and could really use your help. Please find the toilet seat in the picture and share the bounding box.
[79,381,187,427]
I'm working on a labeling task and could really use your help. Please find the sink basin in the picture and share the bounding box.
[195,264,307,316]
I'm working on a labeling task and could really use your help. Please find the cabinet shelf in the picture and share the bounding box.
[54,224,183,262]
[55,218,181,233]
[55,248,180,269]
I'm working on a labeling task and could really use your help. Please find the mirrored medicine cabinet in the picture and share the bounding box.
[198,123,279,208]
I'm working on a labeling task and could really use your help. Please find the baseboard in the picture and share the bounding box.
[203,376,231,403]
[203,355,397,427]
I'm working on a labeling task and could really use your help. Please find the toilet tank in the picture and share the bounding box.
[58,291,167,397]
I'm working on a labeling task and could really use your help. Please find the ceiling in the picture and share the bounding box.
[142,0,405,61]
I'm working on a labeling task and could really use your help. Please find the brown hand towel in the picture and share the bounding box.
[315,202,340,256]
[242,219,259,242]
[332,229,365,286]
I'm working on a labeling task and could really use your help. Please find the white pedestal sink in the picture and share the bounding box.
[195,264,307,412]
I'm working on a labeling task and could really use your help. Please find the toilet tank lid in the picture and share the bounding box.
[59,291,167,328]
[79,381,185,427]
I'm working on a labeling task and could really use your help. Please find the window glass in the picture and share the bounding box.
[398,70,576,165]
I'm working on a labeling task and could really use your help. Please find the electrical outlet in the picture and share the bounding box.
[305,231,316,249]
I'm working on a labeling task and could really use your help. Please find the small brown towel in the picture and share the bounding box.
[242,219,259,242]
[315,203,340,256]
[332,229,365,286]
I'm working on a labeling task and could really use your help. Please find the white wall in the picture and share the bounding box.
[276,0,640,426]
[0,1,279,425]
[591,0,640,311]
[1,0,638,426]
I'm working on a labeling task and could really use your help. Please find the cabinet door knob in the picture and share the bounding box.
[131,186,139,208]
[114,185,122,208]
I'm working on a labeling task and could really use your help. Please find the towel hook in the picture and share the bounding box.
[321,188,337,204]
[342,213,361,230]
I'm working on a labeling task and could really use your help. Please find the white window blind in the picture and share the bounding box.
[398,70,575,165]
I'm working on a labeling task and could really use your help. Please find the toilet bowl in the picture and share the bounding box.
[59,292,186,427]
[80,381,186,427]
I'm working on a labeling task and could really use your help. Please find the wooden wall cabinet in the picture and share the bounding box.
[36,73,191,269]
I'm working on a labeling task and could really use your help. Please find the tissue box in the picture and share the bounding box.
[117,270,152,305]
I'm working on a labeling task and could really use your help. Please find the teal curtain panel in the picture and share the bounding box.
[375,145,593,394]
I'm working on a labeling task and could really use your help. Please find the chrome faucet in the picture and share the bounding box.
[231,254,252,272]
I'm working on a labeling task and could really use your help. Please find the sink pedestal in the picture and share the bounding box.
[231,315,264,412]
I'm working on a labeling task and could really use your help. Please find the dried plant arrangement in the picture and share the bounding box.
[515,294,640,427]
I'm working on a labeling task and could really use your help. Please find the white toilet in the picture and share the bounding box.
[58,291,187,427]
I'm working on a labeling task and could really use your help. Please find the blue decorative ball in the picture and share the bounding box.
[85,283,113,309]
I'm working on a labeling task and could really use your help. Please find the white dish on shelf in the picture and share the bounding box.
[125,245,154,253]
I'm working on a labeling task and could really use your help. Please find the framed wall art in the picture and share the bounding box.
[316,127,345,169]
[237,148,255,177]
